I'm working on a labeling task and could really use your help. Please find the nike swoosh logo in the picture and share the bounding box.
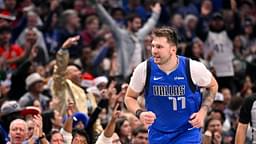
[153,77,162,80]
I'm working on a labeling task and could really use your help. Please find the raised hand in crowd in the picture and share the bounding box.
[28,46,38,61]
[50,0,60,11]
[27,114,49,144]
[67,100,75,117]
[200,0,212,16]
[106,80,117,108]
[230,0,237,12]
[63,100,75,133]
[151,2,161,14]
[49,96,60,110]
[104,103,121,137]
[61,35,80,49]
[96,103,121,144]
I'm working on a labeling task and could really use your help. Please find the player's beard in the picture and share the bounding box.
[154,54,172,65]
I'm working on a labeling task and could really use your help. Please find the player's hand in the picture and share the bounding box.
[140,111,156,127]
[188,109,207,128]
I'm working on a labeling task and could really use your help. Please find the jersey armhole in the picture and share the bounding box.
[185,58,196,93]
[144,59,151,96]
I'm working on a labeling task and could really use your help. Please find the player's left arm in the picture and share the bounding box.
[189,60,218,128]
[201,76,218,112]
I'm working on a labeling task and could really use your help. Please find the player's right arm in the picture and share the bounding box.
[124,61,156,126]
[125,86,156,127]
[125,86,141,115]
[124,61,146,114]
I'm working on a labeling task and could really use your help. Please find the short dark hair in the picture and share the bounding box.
[111,7,125,17]
[209,109,226,124]
[67,62,82,70]
[204,117,223,133]
[132,126,147,137]
[126,12,141,22]
[152,26,178,46]
[115,116,128,136]
[72,128,90,143]
[47,130,62,141]
[85,14,98,26]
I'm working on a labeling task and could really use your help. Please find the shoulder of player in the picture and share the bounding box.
[188,58,206,70]
[134,60,147,73]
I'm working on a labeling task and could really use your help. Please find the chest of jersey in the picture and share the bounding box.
[145,56,202,132]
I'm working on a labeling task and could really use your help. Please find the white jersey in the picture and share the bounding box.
[129,34,143,71]
[129,58,213,93]
[204,31,234,77]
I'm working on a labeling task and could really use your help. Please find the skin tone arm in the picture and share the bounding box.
[124,87,156,127]
[62,35,80,49]
[235,123,248,144]
[124,87,141,115]
[36,115,49,144]
[63,101,74,133]
[189,76,218,128]
[103,103,121,137]
[52,35,80,114]
[27,114,49,144]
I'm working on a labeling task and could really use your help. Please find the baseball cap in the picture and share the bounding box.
[25,73,43,89]
[72,112,89,128]
[244,18,253,27]
[0,10,16,21]
[94,76,108,86]
[81,72,94,88]
[0,101,41,117]
[214,92,224,102]
[212,12,223,20]
[20,106,41,116]
[0,101,21,116]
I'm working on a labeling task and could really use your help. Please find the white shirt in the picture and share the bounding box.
[129,58,213,93]
[204,31,234,77]
[95,132,112,144]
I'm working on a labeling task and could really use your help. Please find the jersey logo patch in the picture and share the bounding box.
[174,76,184,80]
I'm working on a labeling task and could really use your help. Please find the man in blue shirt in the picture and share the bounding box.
[125,26,218,143]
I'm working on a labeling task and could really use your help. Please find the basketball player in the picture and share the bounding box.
[125,27,218,143]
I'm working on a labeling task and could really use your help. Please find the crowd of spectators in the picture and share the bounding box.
[0,0,255,143]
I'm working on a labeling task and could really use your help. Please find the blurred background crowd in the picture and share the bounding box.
[0,0,255,143]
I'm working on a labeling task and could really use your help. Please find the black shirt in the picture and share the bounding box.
[239,94,256,124]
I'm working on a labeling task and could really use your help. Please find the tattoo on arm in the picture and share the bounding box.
[201,90,215,110]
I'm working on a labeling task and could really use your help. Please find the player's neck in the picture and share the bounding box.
[158,56,178,73]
